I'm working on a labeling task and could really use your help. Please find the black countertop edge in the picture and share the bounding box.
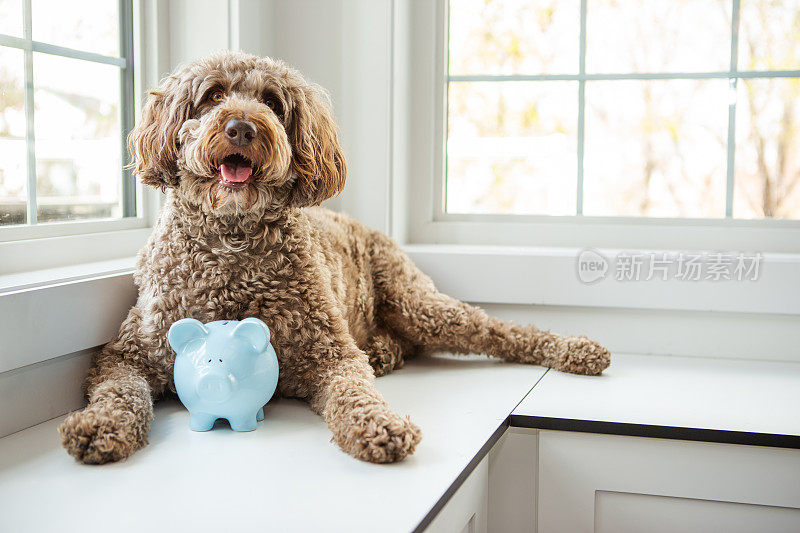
[412,420,509,533]
[508,414,800,450]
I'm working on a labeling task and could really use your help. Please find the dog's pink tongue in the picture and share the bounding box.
[220,163,252,182]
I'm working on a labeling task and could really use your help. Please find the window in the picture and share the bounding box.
[445,0,800,221]
[0,0,135,229]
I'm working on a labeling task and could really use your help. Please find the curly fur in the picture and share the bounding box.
[59,51,610,465]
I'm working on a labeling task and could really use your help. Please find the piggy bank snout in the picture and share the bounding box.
[196,373,234,403]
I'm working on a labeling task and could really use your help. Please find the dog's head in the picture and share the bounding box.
[129,51,346,215]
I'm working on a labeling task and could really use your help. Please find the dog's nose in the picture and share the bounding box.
[224,119,256,147]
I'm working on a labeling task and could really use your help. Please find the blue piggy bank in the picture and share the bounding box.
[168,318,279,432]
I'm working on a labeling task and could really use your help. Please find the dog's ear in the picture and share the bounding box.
[287,83,346,207]
[127,75,193,190]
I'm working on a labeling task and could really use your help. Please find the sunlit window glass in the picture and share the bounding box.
[446,0,800,220]
[0,0,133,227]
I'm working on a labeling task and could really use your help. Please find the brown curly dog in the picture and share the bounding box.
[58,51,610,465]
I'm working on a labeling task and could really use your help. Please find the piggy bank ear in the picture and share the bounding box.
[168,318,209,354]
[232,318,270,352]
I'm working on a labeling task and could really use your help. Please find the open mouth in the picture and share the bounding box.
[218,153,255,189]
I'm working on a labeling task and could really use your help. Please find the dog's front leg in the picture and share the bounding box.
[59,308,164,464]
[306,344,421,463]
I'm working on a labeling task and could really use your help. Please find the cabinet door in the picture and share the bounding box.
[537,430,800,533]
[488,428,538,533]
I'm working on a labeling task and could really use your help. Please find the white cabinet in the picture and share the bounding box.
[425,428,800,532]
[427,455,489,533]
[426,427,540,533]
[487,428,538,532]
[537,430,800,533]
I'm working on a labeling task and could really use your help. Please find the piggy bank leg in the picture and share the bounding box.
[229,413,258,432]
[189,412,217,431]
[257,407,265,421]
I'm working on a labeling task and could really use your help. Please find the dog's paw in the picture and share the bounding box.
[555,336,611,376]
[331,404,422,463]
[58,402,147,464]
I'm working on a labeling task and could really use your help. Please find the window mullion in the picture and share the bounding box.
[576,0,587,216]
[725,0,741,218]
[119,0,135,218]
[22,0,37,225]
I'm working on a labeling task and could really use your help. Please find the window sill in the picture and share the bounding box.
[403,244,800,315]
[0,257,138,373]
[0,227,151,275]
[0,257,136,294]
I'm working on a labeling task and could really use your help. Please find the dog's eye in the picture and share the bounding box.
[210,90,225,103]
[265,98,279,112]
[263,95,282,116]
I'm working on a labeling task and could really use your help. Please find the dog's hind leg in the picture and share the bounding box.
[369,235,610,376]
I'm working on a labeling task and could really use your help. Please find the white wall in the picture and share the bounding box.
[167,0,231,67]
[266,0,395,234]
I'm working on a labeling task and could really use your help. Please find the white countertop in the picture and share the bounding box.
[3,352,799,533]
[0,354,547,533]
[512,353,800,445]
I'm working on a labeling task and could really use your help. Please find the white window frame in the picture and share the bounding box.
[403,0,800,254]
[0,0,137,229]
[0,0,164,275]
[386,0,800,322]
